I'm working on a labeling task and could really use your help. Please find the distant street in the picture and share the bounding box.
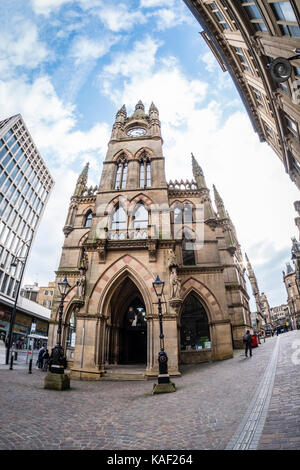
[0,331,299,450]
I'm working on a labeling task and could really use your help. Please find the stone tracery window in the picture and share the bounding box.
[133,203,148,229]
[182,231,196,266]
[111,204,127,230]
[139,152,151,188]
[115,154,128,189]
[84,210,93,227]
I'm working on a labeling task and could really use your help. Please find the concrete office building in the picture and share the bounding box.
[0,114,54,344]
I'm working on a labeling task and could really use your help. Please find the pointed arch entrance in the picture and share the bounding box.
[108,277,147,365]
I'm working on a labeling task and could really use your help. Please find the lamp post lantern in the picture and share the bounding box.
[44,277,71,390]
[152,275,176,394]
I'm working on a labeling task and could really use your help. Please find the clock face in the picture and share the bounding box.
[126,128,146,137]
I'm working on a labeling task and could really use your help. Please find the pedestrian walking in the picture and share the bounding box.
[42,349,50,371]
[243,330,252,358]
[37,346,45,368]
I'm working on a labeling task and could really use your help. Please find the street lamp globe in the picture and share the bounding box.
[58,277,71,297]
[153,275,164,298]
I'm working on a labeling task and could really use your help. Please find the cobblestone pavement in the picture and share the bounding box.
[258,330,300,450]
[0,331,299,450]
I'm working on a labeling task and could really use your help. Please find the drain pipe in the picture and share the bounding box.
[80,319,85,378]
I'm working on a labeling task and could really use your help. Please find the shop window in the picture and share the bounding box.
[66,310,76,348]
[180,293,211,351]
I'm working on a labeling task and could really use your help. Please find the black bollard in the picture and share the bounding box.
[9,353,13,370]
[29,358,32,374]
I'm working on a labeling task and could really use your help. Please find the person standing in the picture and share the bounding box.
[37,346,45,368]
[42,349,50,371]
[243,330,252,358]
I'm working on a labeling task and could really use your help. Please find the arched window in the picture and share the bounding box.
[182,232,196,265]
[111,205,127,230]
[139,153,151,188]
[183,204,193,223]
[180,293,210,351]
[84,211,93,227]
[115,158,128,189]
[133,204,148,229]
[66,309,76,348]
[174,205,182,224]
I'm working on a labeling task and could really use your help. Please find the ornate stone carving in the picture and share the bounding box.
[147,240,157,262]
[169,266,181,300]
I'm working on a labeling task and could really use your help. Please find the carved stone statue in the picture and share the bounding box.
[167,248,178,269]
[169,266,181,299]
[76,271,86,298]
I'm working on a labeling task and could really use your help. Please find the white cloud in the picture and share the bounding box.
[140,0,172,7]
[31,0,73,16]
[95,4,146,32]
[69,35,120,65]
[0,75,110,165]
[0,19,50,77]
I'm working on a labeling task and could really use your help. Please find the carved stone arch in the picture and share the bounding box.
[106,194,130,214]
[129,193,153,212]
[174,225,196,241]
[81,205,94,216]
[180,278,222,322]
[78,231,89,247]
[112,149,133,162]
[135,147,155,160]
[170,200,184,209]
[88,254,156,317]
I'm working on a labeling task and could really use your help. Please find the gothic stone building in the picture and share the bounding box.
[48,101,251,380]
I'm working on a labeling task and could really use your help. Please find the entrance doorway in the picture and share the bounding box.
[122,298,147,364]
[108,278,147,365]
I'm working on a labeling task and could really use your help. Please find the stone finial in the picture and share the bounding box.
[135,100,145,111]
[191,153,206,189]
[74,162,89,197]
[213,184,227,219]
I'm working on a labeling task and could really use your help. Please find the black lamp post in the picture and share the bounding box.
[152,275,176,394]
[49,277,71,375]
[5,238,32,365]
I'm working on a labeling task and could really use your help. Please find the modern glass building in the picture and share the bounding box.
[0,114,54,344]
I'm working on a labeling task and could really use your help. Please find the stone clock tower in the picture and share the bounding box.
[48,101,251,381]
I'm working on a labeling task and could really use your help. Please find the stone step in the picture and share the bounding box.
[100,373,147,381]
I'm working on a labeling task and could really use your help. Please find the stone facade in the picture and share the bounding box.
[184,0,300,189]
[48,102,252,380]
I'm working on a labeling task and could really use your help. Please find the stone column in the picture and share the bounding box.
[70,315,102,380]
[210,319,233,361]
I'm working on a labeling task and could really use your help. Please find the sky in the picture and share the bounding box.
[0,0,299,310]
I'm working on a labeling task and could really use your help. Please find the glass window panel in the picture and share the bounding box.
[6,159,16,174]
[121,163,127,189]
[180,293,210,351]
[6,183,16,200]
[3,130,12,141]
[111,206,127,230]
[0,171,8,187]
[6,135,16,148]
[1,273,9,293]
[10,142,20,155]
[244,4,262,19]
[146,162,151,187]
[272,2,297,22]
[0,199,8,217]
[133,205,148,229]
[14,149,23,161]
[2,152,12,168]
[6,277,14,297]
[0,146,8,160]
[2,177,12,194]
[184,204,193,223]
[140,162,145,187]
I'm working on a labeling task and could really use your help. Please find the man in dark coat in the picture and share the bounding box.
[243,330,252,358]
